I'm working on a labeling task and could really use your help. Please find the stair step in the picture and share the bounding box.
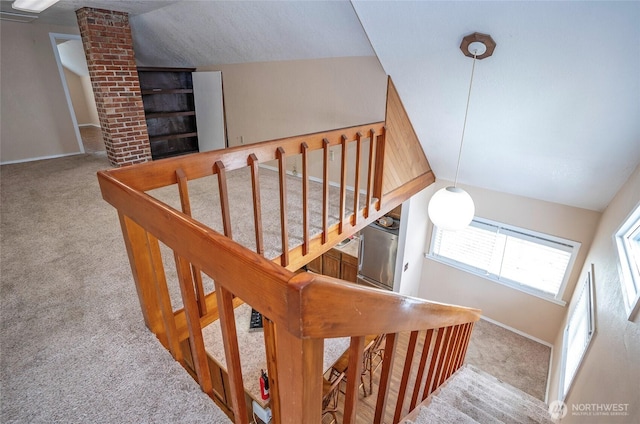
[405,397,480,424]
[405,365,554,424]
[451,365,553,423]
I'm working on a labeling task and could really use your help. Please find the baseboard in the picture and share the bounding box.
[0,151,83,166]
[479,315,553,348]
[258,163,367,195]
[77,123,101,128]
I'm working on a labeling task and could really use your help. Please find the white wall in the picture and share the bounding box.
[547,164,640,421]
[64,68,98,126]
[418,180,602,344]
[199,56,387,147]
[396,187,433,297]
[0,22,82,163]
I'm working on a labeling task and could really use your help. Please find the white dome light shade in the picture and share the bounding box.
[428,186,475,231]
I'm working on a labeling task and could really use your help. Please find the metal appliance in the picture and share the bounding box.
[358,217,399,290]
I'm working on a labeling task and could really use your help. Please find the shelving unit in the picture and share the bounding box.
[138,67,199,160]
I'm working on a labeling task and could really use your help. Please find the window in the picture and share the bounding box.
[614,203,640,320]
[428,217,581,304]
[559,266,596,401]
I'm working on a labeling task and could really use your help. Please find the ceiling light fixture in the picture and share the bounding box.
[428,32,496,231]
[12,0,60,13]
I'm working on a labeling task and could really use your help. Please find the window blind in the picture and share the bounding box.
[431,218,578,299]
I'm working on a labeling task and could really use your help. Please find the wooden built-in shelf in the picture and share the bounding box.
[149,132,198,142]
[138,67,199,160]
[141,88,194,95]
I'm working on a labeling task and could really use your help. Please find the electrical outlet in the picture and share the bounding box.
[330,150,335,161]
[240,136,245,144]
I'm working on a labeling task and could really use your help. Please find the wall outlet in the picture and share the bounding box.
[330,150,335,161]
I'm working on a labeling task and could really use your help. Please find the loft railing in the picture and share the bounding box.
[98,78,481,423]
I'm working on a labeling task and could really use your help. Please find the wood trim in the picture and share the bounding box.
[410,329,434,410]
[343,336,365,424]
[374,332,397,424]
[322,138,330,244]
[301,143,310,256]
[175,254,213,395]
[104,122,385,192]
[176,168,206,315]
[393,330,418,424]
[214,161,232,238]
[353,133,362,226]
[276,147,289,267]
[215,285,248,422]
[248,154,264,256]
[147,232,183,361]
[339,135,348,235]
[262,318,281,424]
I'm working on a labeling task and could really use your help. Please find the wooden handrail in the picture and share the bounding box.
[99,78,476,423]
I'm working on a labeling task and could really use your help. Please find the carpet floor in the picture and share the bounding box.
[1,152,550,423]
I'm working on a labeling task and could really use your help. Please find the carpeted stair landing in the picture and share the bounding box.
[402,365,554,424]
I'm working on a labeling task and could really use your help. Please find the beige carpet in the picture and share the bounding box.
[1,153,550,422]
[1,153,232,423]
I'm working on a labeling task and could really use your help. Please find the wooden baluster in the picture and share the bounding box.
[432,326,454,391]
[118,213,167,346]
[353,132,363,225]
[453,323,470,371]
[339,135,348,234]
[248,154,265,256]
[459,322,474,369]
[422,327,445,400]
[373,127,386,210]
[301,143,310,255]
[176,168,206,316]
[343,336,365,424]
[263,318,281,424]
[393,330,419,424]
[439,325,461,385]
[275,329,324,423]
[214,161,232,238]
[409,329,434,410]
[175,254,213,396]
[215,285,248,423]
[374,332,397,424]
[365,129,376,218]
[276,147,289,267]
[446,324,465,378]
[458,322,474,369]
[147,232,183,362]
[322,138,330,244]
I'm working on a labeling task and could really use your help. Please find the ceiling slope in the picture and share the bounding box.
[129,0,374,67]
[353,0,640,211]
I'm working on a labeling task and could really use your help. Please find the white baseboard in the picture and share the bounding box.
[77,123,101,128]
[479,315,553,348]
[0,151,84,166]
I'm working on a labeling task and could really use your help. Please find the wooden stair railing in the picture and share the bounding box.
[97,77,478,423]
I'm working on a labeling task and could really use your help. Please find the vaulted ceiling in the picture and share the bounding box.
[4,0,639,211]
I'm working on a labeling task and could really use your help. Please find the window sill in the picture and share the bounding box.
[425,254,567,307]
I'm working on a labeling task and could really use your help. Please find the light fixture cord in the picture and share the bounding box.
[454,51,478,187]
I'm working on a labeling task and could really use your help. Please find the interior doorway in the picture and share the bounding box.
[49,32,105,154]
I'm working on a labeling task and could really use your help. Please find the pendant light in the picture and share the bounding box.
[428,32,496,231]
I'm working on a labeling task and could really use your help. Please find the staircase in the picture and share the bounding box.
[402,365,554,424]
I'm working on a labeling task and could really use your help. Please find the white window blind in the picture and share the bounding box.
[430,218,579,301]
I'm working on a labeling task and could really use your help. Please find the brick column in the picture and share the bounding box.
[76,8,151,166]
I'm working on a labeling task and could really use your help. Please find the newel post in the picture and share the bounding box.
[274,328,324,423]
